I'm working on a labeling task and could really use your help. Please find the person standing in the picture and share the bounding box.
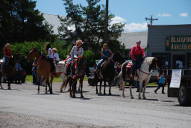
[154,72,166,94]
[3,43,13,65]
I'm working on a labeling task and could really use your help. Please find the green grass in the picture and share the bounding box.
[26,75,88,83]
[26,75,63,82]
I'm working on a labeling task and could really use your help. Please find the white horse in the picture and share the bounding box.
[118,57,158,99]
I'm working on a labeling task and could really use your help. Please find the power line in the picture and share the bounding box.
[145,16,158,25]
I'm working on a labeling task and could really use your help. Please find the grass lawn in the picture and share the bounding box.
[26,75,88,83]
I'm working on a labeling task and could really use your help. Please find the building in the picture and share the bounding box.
[147,24,191,69]
[118,32,147,49]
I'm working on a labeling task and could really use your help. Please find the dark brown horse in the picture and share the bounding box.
[27,48,54,94]
[0,57,16,90]
[60,56,86,98]
[95,53,124,95]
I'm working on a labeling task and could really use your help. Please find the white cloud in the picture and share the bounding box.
[158,13,172,17]
[111,16,147,32]
[179,12,188,17]
[124,23,147,32]
[111,16,126,24]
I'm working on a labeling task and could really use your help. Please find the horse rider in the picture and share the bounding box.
[45,43,55,73]
[97,43,113,68]
[65,40,84,75]
[96,43,113,77]
[52,48,60,64]
[3,43,13,65]
[129,40,145,73]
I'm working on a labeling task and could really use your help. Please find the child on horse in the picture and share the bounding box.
[45,43,55,73]
[129,41,145,72]
[65,40,84,75]
[3,43,13,65]
[97,43,113,68]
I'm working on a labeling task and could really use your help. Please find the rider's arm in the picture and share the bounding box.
[70,46,75,59]
[130,47,136,60]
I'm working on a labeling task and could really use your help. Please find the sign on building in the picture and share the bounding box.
[165,36,191,50]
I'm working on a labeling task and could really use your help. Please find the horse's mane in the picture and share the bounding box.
[143,57,155,64]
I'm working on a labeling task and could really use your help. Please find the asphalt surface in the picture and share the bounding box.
[0,82,191,128]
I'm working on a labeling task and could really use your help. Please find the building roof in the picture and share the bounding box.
[43,13,148,49]
[43,13,64,34]
[118,32,148,49]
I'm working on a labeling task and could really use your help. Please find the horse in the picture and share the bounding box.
[0,57,16,90]
[95,53,124,95]
[60,56,86,98]
[27,48,54,94]
[120,57,158,99]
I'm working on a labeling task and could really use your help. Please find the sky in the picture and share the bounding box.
[35,0,191,32]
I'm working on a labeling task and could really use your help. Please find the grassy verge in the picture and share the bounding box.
[26,75,88,83]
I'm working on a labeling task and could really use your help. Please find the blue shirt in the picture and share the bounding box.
[101,49,111,59]
[158,76,166,84]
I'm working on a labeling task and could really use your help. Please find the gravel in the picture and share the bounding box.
[0,82,191,128]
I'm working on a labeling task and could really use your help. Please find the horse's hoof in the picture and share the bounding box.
[81,95,84,98]
[139,96,141,99]
[109,93,111,95]
[131,96,134,99]
[143,97,146,99]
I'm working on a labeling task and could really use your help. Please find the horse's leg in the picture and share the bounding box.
[8,80,11,90]
[143,79,149,99]
[108,81,112,95]
[38,83,40,94]
[72,80,77,98]
[69,79,72,97]
[139,81,143,99]
[104,81,106,95]
[99,80,102,94]
[96,79,98,94]
[121,80,125,97]
[79,77,84,98]
[49,76,53,94]
[129,79,134,99]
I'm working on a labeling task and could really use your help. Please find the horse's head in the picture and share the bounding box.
[149,57,159,71]
[74,56,86,76]
[27,48,40,60]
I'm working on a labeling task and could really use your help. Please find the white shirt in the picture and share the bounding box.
[47,48,54,59]
[53,52,60,62]
[70,46,84,59]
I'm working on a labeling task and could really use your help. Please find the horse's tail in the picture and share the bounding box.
[121,61,128,81]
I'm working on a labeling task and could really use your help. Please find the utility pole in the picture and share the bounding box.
[105,0,109,43]
[145,15,158,25]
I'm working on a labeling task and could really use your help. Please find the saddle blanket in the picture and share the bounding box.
[56,60,66,73]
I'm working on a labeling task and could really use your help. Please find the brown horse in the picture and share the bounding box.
[60,56,86,98]
[0,57,16,90]
[27,48,54,94]
[95,53,124,95]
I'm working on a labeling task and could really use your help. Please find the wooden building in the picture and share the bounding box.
[147,24,191,69]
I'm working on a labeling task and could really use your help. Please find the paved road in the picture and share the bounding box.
[0,82,191,128]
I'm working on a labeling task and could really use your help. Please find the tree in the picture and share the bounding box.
[58,0,125,52]
[0,0,54,47]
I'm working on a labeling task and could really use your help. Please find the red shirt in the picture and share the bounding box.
[130,46,145,60]
[3,47,12,57]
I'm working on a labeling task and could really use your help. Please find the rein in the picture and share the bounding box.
[139,69,151,75]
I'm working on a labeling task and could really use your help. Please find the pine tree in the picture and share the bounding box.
[0,0,54,47]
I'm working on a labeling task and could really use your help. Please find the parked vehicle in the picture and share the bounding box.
[166,69,191,106]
